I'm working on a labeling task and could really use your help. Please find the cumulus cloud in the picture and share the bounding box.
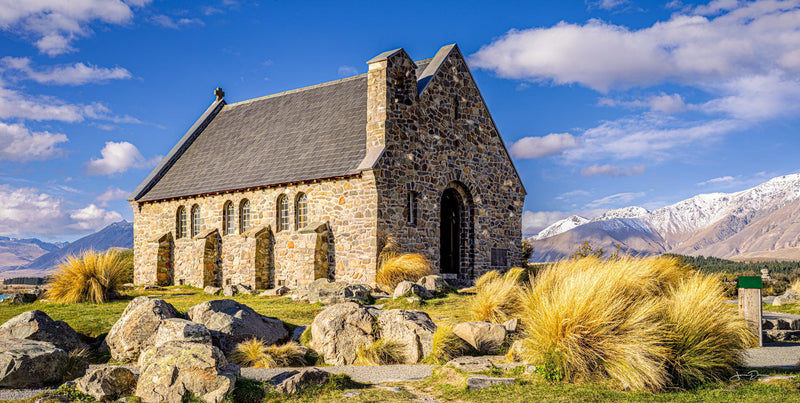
[0,57,132,85]
[86,141,160,175]
[586,192,646,208]
[0,184,122,237]
[0,86,140,124]
[151,15,203,29]
[0,122,68,161]
[510,133,579,159]
[581,164,645,177]
[95,187,130,206]
[522,210,571,235]
[0,0,150,55]
[589,0,631,10]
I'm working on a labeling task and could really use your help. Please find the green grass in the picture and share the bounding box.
[764,302,800,315]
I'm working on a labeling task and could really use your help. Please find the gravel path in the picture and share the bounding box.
[241,364,436,384]
[0,387,55,401]
[744,343,800,369]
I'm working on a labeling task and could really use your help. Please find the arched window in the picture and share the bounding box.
[239,199,251,234]
[222,201,234,235]
[176,206,187,239]
[276,195,289,232]
[190,204,201,237]
[295,193,308,229]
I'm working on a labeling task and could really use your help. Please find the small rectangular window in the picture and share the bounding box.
[407,191,418,227]
[491,248,508,267]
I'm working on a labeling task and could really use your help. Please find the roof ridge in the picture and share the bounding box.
[226,73,368,108]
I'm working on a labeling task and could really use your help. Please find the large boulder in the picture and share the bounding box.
[417,275,451,294]
[0,339,67,387]
[105,296,181,362]
[393,281,432,299]
[75,366,138,401]
[305,279,372,304]
[136,341,239,403]
[0,310,88,351]
[274,368,330,394]
[10,293,38,304]
[187,299,288,353]
[153,318,213,348]
[453,321,507,354]
[773,289,800,306]
[309,302,377,365]
[377,309,436,363]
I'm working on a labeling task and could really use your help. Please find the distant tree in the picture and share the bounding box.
[521,239,534,263]
[571,241,604,259]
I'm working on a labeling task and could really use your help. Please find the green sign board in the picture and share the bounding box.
[737,276,763,289]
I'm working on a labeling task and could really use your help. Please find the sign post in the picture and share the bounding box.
[737,276,763,347]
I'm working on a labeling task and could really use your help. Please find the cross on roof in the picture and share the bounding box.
[214,87,225,101]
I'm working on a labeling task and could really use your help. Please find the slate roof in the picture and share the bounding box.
[135,74,368,202]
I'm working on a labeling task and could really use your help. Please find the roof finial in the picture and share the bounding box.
[214,87,225,101]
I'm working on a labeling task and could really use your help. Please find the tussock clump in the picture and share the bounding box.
[470,268,526,323]
[519,256,752,391]
[792,280,800,293]
[45,250,128,304]
[231,339,308,368]
[376,254,432,292]
[356,338,406,365]
[426,323,471,364]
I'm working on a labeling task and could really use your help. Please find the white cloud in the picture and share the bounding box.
[0,184,122,237]
[0,0,149,55]
[510,133,579,159]
[696,172,773,188]
[600,93,687,114]
[581,164,645,177]
[151,15,203,29]
[522,210,571,235]
[586,192,646,208]
[0,122,67,161]
[86,141,160,175]
[0,86,140,123]
[0,57,132,85]
[589,0,630,10]
[338,65,358,76]
[697,175,735,186]
[95,187,129,206]
[555,189,591,201]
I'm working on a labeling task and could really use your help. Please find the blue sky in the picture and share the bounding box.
[1,0,799,241]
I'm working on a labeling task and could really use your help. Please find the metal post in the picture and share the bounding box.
[738,276,763,347]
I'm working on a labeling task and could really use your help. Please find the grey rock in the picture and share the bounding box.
[187,299,288,353]
[453,321,507,354]
[153,318,212,348]
[291,326,307,343]
[417,275,451,294]
[204,286,221,295]
[405,297,422,304]
[10,293,38,304]
[446,356,495,372]
[222,285,236,297]
[773,289,800,306]
[342,390,362,398]
[393,281,432,299]
[0,310,88,351]
[260,286,290,297]
[0,339,67,388]
[377,309,437,363]
[306,279,372,304]
[310,302,377,365]
[234,284,258,295]
[136,341,239,403]
[274,368,329,394]
[105,296,181,362]
[466,375,515,390]
[375,385,403,392]
[759,375,796,383]
[75,366,137,401]
[503,318,519,333]
[764,329,800,342]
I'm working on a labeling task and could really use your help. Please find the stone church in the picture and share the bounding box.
[129,44,525,289]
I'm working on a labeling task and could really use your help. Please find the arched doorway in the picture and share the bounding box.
[440,188,461,275]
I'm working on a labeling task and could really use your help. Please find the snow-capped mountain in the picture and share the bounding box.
[532,215,589,240]
[528,173,800,262]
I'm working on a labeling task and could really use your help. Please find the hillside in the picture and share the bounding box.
[0,237,62,271]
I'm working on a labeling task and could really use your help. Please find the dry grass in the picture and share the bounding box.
[376,253,433,292]
[230,339,308,368]
[469,268,527,323]
[356,338,407,365]
[45,250,128,304]
[518,256,750,391]
[426,323,471,364]
[791,280,800,293]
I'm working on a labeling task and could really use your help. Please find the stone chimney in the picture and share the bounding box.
[365,48,417,150]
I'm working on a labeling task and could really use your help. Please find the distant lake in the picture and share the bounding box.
[0,295,10,301]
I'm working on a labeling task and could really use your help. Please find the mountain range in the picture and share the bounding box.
[0,221,133,279]
[529,174,800,262]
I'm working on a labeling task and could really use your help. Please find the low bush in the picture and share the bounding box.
[426,323,471,364]
[470,268,526,323]
[231,339,308,368]
[518,256,753,391]
[356,338,406,365]
[376,253,432,291]
[45,249,128,303]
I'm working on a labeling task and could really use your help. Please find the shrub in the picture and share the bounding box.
[45,250,128,303]
[376,254,432,292]
[356,338,406,365]
[426,323,471,364]
[518,256,754,391]
[231,339,308,368]
[470,268,526,323]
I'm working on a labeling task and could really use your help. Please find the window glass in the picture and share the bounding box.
[176,206,186,239]
[191,204,201,237]
[239,199,251,233]
[296,193,308,229]
[277,195,289,232]
[223,201,234,235]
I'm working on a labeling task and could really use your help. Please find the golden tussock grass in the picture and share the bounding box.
[356,338,407,365]
[376,253,433,291]
[45,249,128,304]
[518,256,752,391]
[469,268,528,323]
[425,323,471,364]
[791,280,800,293]
[230,339,308,368]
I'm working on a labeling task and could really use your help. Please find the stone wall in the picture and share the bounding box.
[367,46,525,285]
[132,173,379,288]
